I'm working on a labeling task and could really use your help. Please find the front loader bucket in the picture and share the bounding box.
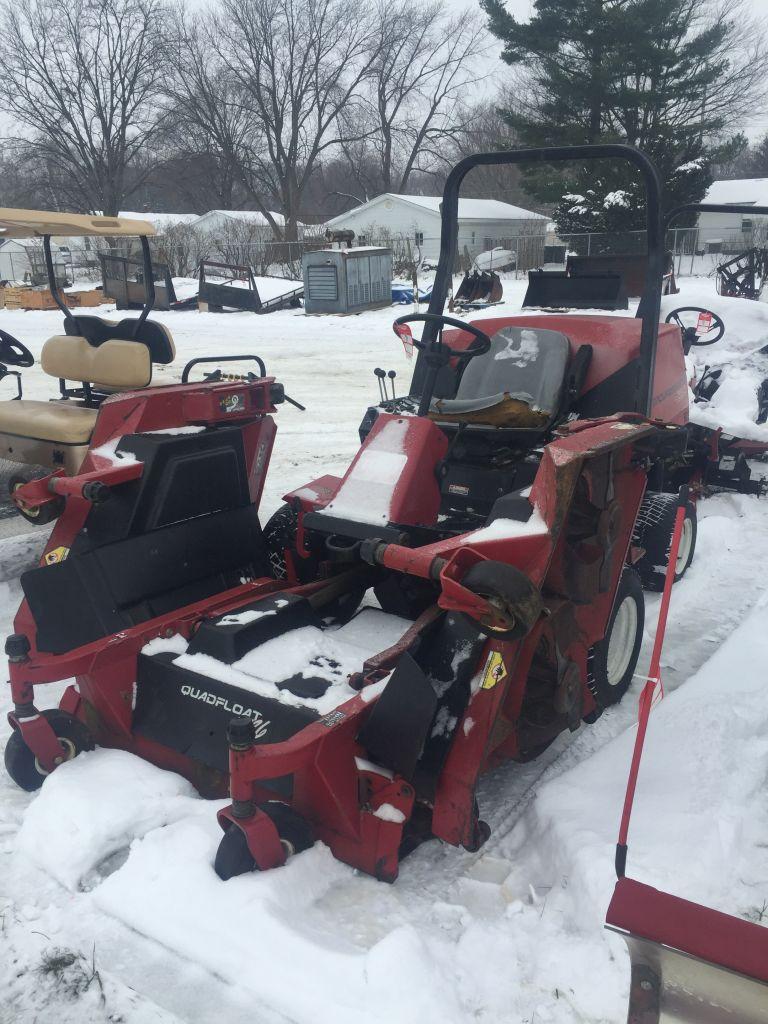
[455,270,502,306]
[487,271,503,302]
[523,269,628,310]
[606,878,768,1023]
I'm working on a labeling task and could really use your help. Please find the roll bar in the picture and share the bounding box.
[412,144,664,417]
[43,232,156,335]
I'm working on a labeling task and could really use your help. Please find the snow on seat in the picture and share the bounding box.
[430,326,570,428]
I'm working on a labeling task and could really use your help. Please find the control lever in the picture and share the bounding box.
[374,367,387,402]
[283,393,306,411]
[387,370,397,400]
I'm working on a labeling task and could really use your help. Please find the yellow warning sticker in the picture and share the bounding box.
[481,651,508,690]
[44,546,70,565]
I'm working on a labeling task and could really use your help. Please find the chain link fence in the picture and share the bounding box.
[1,225,765,288]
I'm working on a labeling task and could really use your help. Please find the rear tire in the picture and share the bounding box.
[587,568,645,715]
[3,710,94,791]
[633,492,696,592]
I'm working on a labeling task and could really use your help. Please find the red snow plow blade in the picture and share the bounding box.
[607,489,768,1023]
[607,878,768,1023]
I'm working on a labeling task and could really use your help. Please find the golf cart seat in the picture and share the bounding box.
[430,326,571,428]
[0,331,172,475]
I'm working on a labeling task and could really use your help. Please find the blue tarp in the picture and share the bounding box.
[391,284,433,304]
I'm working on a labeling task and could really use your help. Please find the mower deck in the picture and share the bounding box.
[134,607,412,776]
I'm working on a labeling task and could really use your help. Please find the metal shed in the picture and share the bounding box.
[302,247,392,314]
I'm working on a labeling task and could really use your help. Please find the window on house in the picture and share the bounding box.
[415,231,424,246]
[742,219,753,233]
[358,235,367,246]
[471,231,476,244]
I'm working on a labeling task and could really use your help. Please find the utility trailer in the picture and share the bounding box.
[99,253,176,310]
[197,260,303,313]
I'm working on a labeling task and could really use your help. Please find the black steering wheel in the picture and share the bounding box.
[665,307,725,350]
[393,312,493,359]
[0,330,34,368]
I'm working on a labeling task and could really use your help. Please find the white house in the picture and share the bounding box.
[190,209,287,239]
[697,179,768,249]
[325,194,547,261]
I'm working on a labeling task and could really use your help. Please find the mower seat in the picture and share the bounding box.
[430,326,570,428]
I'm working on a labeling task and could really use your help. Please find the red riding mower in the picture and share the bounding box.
[0,210,175,521]
[1,146,763,891]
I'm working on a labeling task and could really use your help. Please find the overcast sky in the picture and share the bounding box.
[464,0,768,140]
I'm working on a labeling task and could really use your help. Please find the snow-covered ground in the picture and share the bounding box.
[1,277,767,1023]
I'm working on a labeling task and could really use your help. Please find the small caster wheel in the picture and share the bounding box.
[4,709,94,791]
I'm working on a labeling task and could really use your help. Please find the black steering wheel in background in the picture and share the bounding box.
[665,307,725,353]
[0,330,34,368]
[393,312,494,417]
[393,312,493,359]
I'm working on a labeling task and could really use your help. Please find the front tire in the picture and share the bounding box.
[4,709,94,791]
[214,802,314,880]
[633,492,697,592]
[262,504,364,624]
[8,466,63,526]
[588,568,645,714]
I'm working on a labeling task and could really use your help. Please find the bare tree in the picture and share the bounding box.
[360,0,488,194]
[171,0,383,241]
[0,0,168,215]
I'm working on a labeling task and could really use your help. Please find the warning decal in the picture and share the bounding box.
[44,546,70,565]
[481,650,508,690]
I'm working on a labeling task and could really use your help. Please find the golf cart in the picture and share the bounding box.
[0,210,175,519]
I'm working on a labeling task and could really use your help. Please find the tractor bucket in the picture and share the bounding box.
[454,270,503,306]
[606,877,768,1023]
[522,269,628,310]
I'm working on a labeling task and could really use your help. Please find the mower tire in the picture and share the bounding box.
[214,802,314,880]
[587,568,644,715]
[8,466,63,525]
[263,503,364,624]
[461,560,542,640]
[633,492,697,592]
[4,710,94,791]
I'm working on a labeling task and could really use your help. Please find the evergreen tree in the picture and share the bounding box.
[481,0,763,233]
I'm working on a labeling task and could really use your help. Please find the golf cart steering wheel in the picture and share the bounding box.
[393,312,493,359]
[0,330,34,368]
[665,307,725,349]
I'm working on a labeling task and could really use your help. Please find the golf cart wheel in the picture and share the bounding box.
[461,561,542,640]
[4,709,94,792]
[214,802,314,880]
[8,466,62,525]
[587,568,644,715]
[633,492,697,592]
[262,504,364,624]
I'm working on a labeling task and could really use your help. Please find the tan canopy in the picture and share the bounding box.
[0,208,156,238]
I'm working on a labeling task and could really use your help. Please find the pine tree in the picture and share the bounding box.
[481,0,762,233]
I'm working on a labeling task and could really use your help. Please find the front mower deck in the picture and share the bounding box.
[134,607,412,776]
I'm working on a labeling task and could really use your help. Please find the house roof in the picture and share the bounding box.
[703,179,768,208]
[193,209,286,227]
[120,211,199,228]
[327,193,547,226]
